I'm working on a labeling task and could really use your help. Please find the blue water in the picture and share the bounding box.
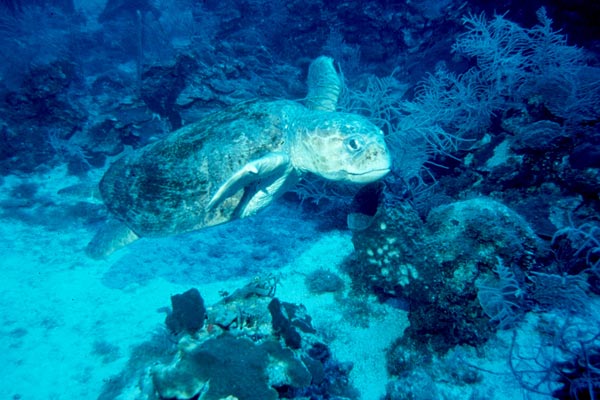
[1,1,599,399]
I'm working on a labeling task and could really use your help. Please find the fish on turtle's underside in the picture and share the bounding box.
[87,56,391,258]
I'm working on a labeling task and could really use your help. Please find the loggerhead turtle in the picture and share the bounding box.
[87,56,391,258]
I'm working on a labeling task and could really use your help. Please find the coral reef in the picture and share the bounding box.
[346,197,545,353]
[1,2,598,399]
[152,334,311,400]
[98,278,356,399]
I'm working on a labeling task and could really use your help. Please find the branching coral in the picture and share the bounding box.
[476,258,526,329]
[452,7,598,124]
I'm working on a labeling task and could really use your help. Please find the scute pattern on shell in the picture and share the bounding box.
[100,100,300,237]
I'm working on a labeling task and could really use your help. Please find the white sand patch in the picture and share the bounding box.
[0,219,187,399]
[0,168,189,399]
[278,232,408,400]
[327,309,406,400]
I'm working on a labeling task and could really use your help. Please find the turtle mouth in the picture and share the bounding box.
[352,167,391,175]
[346,167,391,182]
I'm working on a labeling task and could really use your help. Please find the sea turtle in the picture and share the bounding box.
[87,56,391,258]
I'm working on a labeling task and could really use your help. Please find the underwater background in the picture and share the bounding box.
[1,0,600,399]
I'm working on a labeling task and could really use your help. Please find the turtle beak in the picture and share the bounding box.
[348,167,391,183]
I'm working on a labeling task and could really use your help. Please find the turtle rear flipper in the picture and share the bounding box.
[86,219,140,259]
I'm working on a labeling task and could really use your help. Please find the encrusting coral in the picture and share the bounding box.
[98,275,357,400]
[346,196,545,352]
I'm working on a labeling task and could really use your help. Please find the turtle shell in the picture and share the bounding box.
[100,100,301,237]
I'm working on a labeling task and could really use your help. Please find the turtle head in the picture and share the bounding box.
[292,112,391,183]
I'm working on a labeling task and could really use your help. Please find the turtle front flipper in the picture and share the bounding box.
[207,152,297,218]
[305,56,342,112]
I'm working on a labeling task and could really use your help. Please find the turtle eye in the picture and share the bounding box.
[345,137,363,152]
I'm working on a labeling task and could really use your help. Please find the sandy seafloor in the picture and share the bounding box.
[0,166,592,400]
